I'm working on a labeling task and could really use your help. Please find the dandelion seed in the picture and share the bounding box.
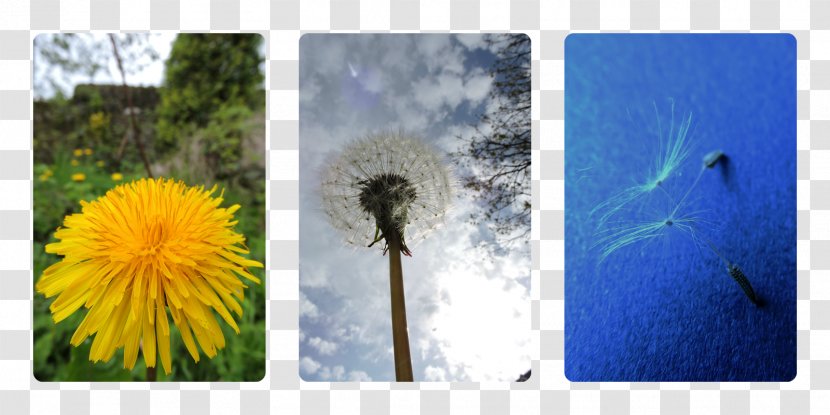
[35,178,263,374]
[594,210,705,263]
[590,99,694,225]
[700,237,760,306]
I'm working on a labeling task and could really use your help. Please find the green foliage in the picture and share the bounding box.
[156,34,264,155]
[33,84,159,168]
[202,104,255,179]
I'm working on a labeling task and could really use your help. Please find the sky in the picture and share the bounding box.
[298,34,532,382]
[33,33,176,99]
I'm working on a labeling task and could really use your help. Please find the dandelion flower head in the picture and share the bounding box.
[39,169,53,182]
[321,132,452,255]
[71,172,86,182]
[36,177,263,374]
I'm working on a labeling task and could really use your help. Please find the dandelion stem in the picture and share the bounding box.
[387,232,414,381]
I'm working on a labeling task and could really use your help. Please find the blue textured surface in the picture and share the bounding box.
[564,34,796,382]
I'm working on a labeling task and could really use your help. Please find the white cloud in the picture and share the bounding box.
[319,365,346,381]
[412,73,466,110]
[456,34,488,51]
[299,291,320,321]
[347,371,372,382]
[308,336,339,356]
[300,356,322,375]
[312,364,373,382]
[424,365,447,381]
[464,68,492,105]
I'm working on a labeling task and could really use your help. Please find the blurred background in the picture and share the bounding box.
[32,33,266,381]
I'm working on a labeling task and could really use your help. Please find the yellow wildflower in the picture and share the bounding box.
[36,178,263,374]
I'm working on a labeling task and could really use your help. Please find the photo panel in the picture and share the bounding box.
[31,33,267,382]
[565,34,797,382]
[298,34,532,382]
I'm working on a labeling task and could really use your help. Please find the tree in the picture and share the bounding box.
[455,34,531,245]
[155,34,264,153]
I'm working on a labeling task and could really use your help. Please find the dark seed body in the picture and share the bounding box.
[728,264,758,305]
[358,173,418,255]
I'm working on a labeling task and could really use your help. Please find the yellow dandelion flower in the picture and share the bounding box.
[84,148,93,156]
[35,178,263,375]
[96,161,105,168]
[73,148,83,157]
[111,172,123,181]
[71,159,80,167]
[71,173,86,182]
[39,169,54,181]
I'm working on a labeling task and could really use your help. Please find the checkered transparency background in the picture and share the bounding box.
[0,0,827,414]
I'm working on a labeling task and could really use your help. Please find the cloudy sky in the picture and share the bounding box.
[299,34,531,382]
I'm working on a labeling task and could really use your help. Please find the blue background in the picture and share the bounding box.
[564,34,796,381]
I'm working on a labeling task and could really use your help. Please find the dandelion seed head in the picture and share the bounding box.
[36,177,263,375]
[321,132,453,254]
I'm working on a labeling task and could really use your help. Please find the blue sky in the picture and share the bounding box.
[298,34,531,382]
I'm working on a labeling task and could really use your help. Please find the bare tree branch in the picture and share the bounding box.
[454,34,531,246]
[108,34,153,178]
